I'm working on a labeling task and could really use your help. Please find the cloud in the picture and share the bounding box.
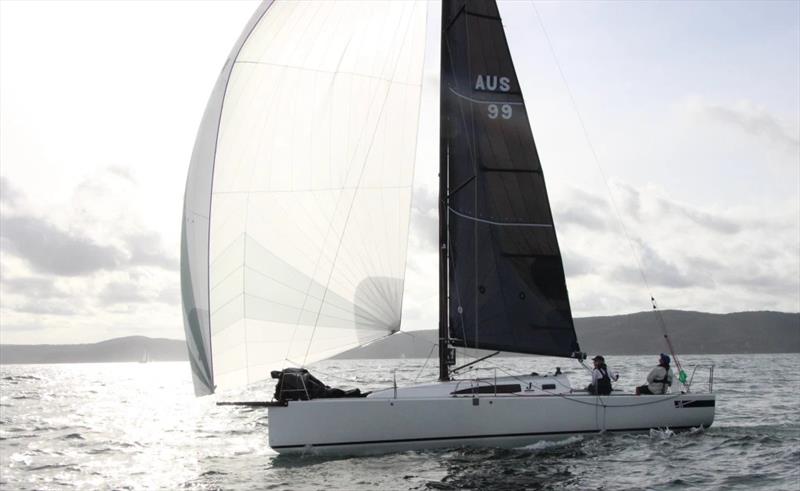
[1,174,178,278]
[0,177,21,206]
[156,285,180,305]
[613,241,713,290]
[562,248,594,277]
[97,279,179,307]
[106,165,136,184]
[0,175,186,343]
[613,181,643,222]
[613,181,740,234]
[553,188,610,231]
[124,231,179,270]
[97,280,151,306]
[1,275,69,299]
[1,214,124,276]
[638,242,703,288]
[691,98,799,153]
[10,300,79,316]
[0,275,84,316]
[656,197,740,235]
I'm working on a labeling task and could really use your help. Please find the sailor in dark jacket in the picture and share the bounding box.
[587,355,617,395]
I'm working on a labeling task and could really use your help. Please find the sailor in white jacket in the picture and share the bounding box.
[636,353,674,395]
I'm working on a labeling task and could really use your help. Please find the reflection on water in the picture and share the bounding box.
[1,354,798,490]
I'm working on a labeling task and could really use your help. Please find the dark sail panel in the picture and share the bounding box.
[441,0,580,357]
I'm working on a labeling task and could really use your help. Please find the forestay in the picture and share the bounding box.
[182,0,428,396]
[441,0,580,358]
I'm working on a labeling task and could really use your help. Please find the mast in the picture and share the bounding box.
[438,0,450,382]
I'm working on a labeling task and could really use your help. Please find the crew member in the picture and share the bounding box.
[636,353,674,395]
[587,355,617,395]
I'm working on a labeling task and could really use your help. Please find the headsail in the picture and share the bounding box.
[182,0,428,395]
[441,0,580,357]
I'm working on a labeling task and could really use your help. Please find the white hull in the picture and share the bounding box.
[268,376,715,455]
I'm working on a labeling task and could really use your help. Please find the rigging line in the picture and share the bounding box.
[414,342,439,383]
[280,6,377,358]
[254,191,395,306]
[527,1,683,373]
[448,221,469,362]
[297,5,421,340]
[302,7,419,366]
[339,41,393,313]
[283,46,383,361]
[396,330,437,346]
[305,200,404,324]
[266,188,399,319]
[449,207,554,228]
[242,290,381,326]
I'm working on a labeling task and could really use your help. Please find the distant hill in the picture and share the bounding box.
[1,311,797,364]
[334,310,800,359]
[0,336,188,365]
[573,310,799,356]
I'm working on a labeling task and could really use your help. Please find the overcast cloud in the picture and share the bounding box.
[0,172,182,343]
[1,213,124,276]
[697,99,800,154]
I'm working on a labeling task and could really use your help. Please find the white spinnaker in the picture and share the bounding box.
[182,1,275,397]
[182,0,428,395]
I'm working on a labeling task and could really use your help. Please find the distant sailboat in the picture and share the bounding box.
[139,350,150,364]
[181,0,715,455]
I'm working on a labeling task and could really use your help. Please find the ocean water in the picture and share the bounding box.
[1,354,798,490]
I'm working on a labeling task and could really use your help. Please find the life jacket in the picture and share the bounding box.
[596,367,612,395]
[652,366,672,394]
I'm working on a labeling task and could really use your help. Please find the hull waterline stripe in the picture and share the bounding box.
[675,399,715,408]
[270,424,707,449]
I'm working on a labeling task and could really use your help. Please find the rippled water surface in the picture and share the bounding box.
[1,354,798,490]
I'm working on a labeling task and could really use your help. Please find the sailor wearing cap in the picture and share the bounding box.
[636,353,675,395]
[586,355,618,395]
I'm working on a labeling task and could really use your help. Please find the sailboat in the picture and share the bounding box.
[181,0,715,455]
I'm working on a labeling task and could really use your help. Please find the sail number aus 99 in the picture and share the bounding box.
[488,104,512,119]
[475,74,513,120]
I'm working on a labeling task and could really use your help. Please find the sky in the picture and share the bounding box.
[1,0,798,345]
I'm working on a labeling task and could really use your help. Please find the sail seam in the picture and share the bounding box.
[448,207,553,228]
[234,60,422,88]
[444,4,466,31]
[300,3,420,366]
[212,185,411,194]
[464,11,501,21]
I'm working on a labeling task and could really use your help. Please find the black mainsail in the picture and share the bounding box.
[439,0,581,377]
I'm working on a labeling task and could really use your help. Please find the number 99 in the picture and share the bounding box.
[488,104,512,120]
